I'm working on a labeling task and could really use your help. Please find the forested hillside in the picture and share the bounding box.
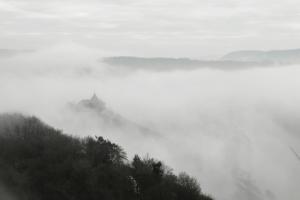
[0,114,213,200]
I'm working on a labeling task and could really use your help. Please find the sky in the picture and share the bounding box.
[1,0,300,58]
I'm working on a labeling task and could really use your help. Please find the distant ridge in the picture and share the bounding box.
[221,48,300,63]
[102,56,264,71]
[103,48,300,72]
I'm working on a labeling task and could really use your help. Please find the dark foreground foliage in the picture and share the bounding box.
[0,114,213,200]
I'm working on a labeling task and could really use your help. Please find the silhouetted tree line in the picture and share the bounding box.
[0,114,213,200]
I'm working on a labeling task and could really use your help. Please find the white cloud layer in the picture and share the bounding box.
[1,0,300,57]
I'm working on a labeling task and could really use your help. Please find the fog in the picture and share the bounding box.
[0,43,299,200]
[0,184,17,200]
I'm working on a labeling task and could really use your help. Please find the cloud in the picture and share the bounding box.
[1,0,300,57]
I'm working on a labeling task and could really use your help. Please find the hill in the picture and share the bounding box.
[67,94,157,136]
[221,48,300,63]
[0,113,213,200]
[102,56,264,71]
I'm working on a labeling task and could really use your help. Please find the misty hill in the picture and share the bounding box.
[103,48,300,72]
[76,93,107,113]
[221,48,300,63]
[0,49,34,58]
[67,94,157,136]
[102,56,266,71]
[0,113,213,200]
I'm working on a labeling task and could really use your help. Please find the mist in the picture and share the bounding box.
[0,43,299,200]
[0,184,17,200]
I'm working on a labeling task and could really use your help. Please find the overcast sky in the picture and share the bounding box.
[1,0,300,58]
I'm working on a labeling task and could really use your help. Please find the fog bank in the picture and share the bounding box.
[0,43,299,200]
